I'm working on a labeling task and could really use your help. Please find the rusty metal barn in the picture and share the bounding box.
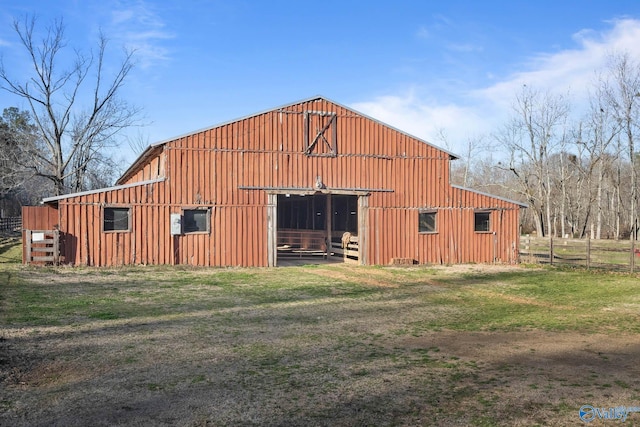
[23,96,525,267]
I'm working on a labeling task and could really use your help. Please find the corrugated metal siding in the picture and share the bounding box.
[31,97,521,267]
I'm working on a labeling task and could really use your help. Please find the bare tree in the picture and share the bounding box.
[127,130,151,156]
[0,15,140,195]
[602,52,640,239]
[578,78,623,239]
[0,108,36,198]
[449,134,492,188]
[497,85,570,237]
[455,53,640,241]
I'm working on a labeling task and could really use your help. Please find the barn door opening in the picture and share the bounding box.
[329,195,359,263]
[276,194,329,261]
[273,193,361,264]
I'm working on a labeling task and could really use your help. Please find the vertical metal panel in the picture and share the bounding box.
[358,195,369,265]
[266,194,277,266]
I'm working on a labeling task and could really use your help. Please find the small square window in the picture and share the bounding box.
[104,207,130,232]
[474,211,491,232]
[183,209,210,233]
[419,211,437,233]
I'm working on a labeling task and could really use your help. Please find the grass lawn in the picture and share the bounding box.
[521,236,639,270]
[0,237,22,264]
[1,250,640,425]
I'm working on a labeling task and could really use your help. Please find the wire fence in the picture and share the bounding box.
[0,217,21,232]
[520,235,639,272]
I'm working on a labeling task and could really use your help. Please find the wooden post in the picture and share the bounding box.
[586,236,590,269]
[53,230,60,265]
[325,194,332,257]
[631,238,635,273]
[25,230,32,265]
[358,195,368,265]
[549,236,554,265]
[375,209,380,265]
[342,230,348,263]
[267,193,278,267]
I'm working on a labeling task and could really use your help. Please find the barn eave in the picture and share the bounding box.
[42,177,166,204]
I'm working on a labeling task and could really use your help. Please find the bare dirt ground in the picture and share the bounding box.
[1,264,639,426]
[404,331,640,421]
[4,327,637,426]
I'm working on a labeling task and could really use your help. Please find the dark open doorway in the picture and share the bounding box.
[276,193,359,263]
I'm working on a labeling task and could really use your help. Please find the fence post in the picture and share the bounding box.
[631,238,635,273]
[53,230,60,265]
[549,236,553,265]
[26,230,32,264]
[586,237,591,269]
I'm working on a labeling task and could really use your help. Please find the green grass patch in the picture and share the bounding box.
[413,268,640,332]
[1,264,639,333]
[0,237,22,264]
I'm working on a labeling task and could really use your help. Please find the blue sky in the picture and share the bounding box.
[3,0,640,165]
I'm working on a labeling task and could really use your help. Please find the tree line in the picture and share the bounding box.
[451,52,640,240]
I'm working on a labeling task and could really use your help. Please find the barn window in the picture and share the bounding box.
[183,208,210,233]
[474,211,491,232]
[103,207,130,232]
[418,211,437,233]
[304,111,337,157]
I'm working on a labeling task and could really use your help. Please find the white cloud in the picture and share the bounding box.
[353,19,640,156]
[108,1,174,68]
[351,91,489,155]
[111,9,136,25]
[478,18,640,109]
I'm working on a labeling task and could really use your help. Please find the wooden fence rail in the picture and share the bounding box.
[330,234,359,264]
[520,235,638,272]
[277,229,328,258]
[24,230,60,265]
[0,217,21,231]
[276,229,360,263]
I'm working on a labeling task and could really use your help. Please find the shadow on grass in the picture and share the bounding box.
[2,265,640,426]
[4,306,639,426]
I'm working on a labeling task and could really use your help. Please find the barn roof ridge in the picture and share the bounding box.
[117,95,460,184]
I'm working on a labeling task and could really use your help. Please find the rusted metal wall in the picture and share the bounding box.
[30,97,522,267]
[366,188,520,265]
[53,179,269,267]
